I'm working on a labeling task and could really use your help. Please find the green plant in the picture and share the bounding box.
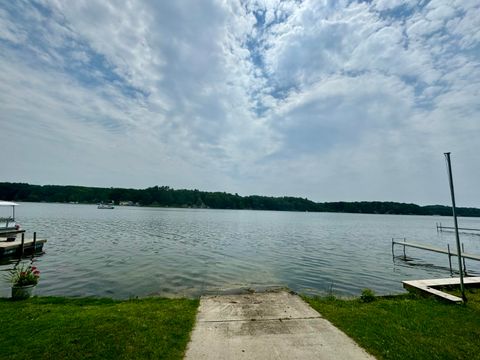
[360,288,376,303]
[8,264,40,287]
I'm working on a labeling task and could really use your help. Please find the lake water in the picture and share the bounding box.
[1,203,479,299]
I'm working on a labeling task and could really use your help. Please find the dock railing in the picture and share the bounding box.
[436,222,480,235]
[391,238,480,274]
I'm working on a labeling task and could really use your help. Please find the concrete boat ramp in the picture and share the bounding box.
[185,290,374,359]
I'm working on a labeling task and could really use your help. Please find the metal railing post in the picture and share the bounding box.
[444,152,466,303]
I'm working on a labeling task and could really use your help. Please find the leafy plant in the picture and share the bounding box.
[8,264,40,287]
[360,288,376,303]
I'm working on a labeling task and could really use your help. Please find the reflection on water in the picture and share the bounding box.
[1,203,479,299]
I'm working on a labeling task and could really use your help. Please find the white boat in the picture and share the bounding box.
[0,201,21,241]
[98,203,115,209]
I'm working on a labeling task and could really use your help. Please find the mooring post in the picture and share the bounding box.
[32,232,37,254]
[20,232,25,257]
[403,238,406,259]
[447,244,452,274]
[391,238,394,257]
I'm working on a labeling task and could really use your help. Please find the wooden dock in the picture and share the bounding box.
[0,235,47,257]
[403,277,480,303]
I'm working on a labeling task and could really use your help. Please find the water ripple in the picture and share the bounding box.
[1,204,479,298]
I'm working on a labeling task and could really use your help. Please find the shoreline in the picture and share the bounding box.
[10,200,480,218]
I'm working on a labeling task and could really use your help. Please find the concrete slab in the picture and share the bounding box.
[185,290,375,360]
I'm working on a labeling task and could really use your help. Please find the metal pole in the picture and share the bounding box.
[444,152,466,302]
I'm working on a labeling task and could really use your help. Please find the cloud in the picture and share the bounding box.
[0,0,479,205]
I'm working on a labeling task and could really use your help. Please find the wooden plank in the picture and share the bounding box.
[421,287,463,303]
[403,282,462,303]
[0,229,26,235]
[0,238,47,249]
[403,277,480,288]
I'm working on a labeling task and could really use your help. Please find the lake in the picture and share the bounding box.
[1,203,479,299]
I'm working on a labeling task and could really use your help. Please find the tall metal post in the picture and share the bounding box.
[444,152,466,302]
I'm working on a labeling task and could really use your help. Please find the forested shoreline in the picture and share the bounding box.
[1,182,479,217]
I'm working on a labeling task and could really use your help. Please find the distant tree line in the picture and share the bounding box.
[1,182,479,217]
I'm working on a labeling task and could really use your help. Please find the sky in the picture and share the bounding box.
[0,0,479,206]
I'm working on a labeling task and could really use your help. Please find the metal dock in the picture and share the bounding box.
[392,239,480,261]
[436,222,480,235]
[392,238,480,274]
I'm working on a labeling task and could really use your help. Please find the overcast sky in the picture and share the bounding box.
[1,0,479,206]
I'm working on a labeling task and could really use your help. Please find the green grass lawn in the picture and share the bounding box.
[305,289,480,360]
[0,297,199,360]
[4,290,480,360]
